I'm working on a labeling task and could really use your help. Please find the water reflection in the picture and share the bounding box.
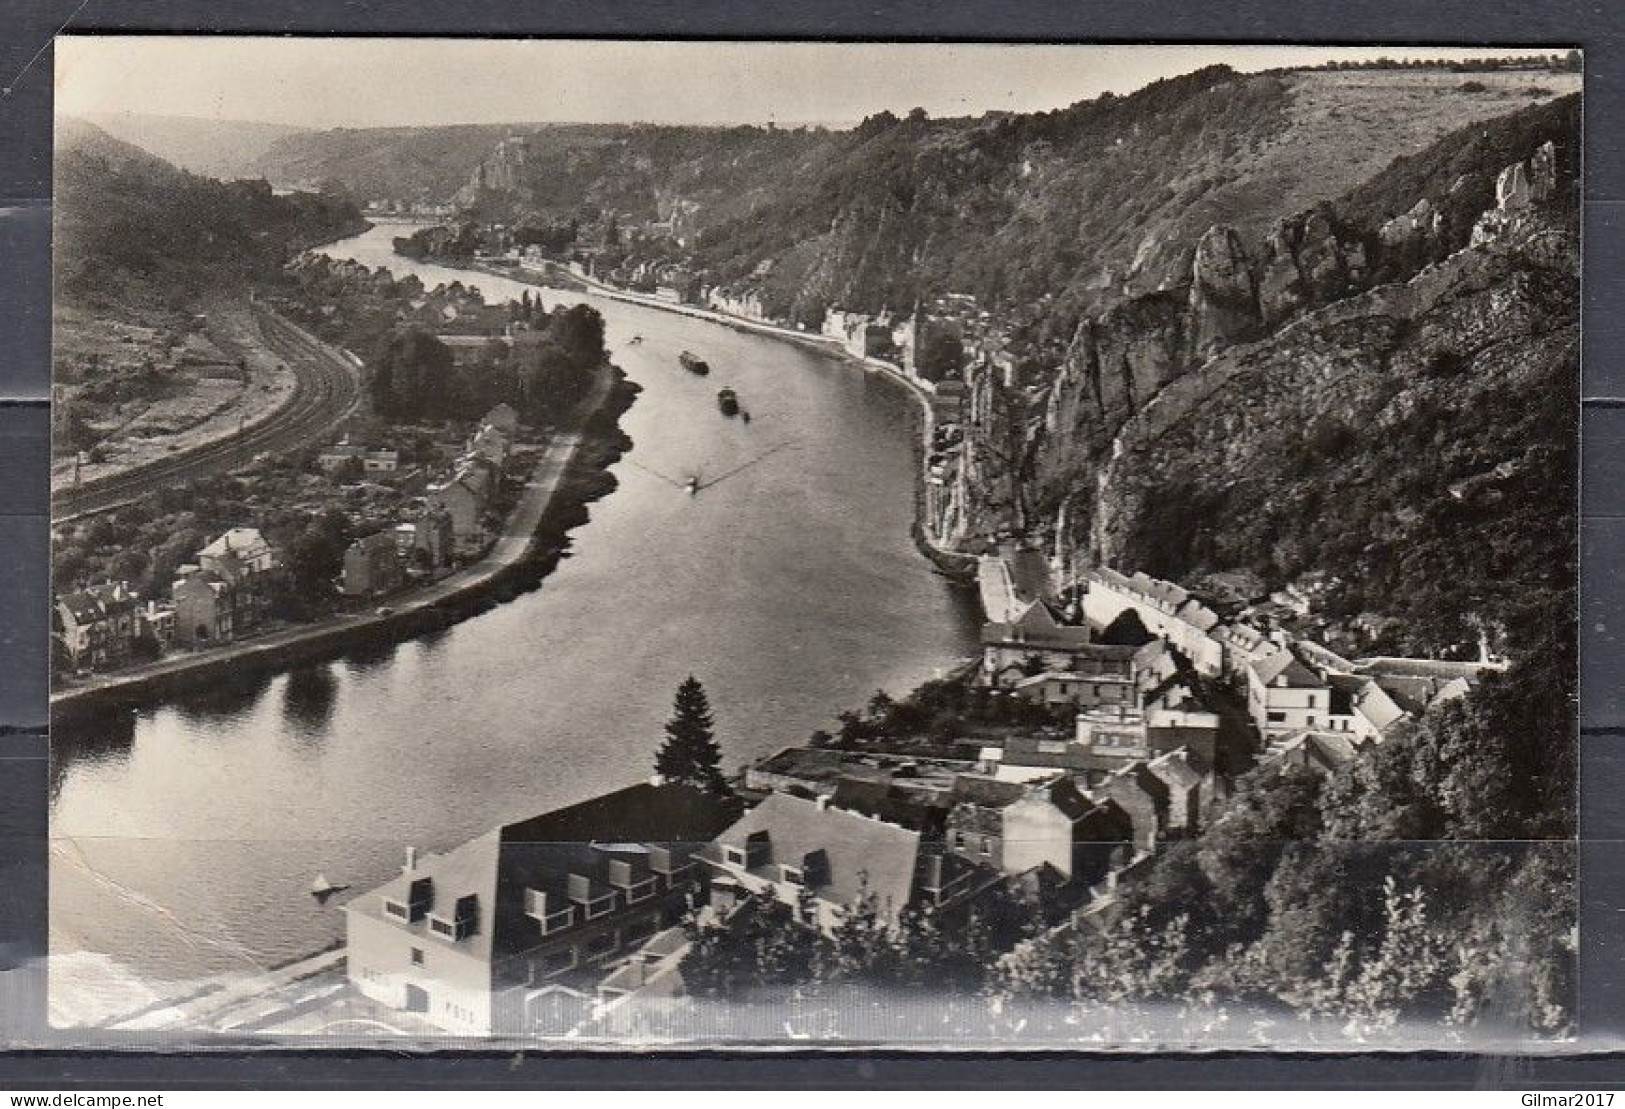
[281,665,340,739]
[49,708,137,801]
[414,625,451,656]
[171,669,275,725]
[340,637,399,676]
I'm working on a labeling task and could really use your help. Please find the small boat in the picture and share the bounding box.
[628,335,643,345]
[310,874,350,902]
[740,410,751,424]
[679,350,710,375]
[717,388,740,416]
[685,476,699,496]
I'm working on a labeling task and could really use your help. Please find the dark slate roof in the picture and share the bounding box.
[1251,646,1324,688]
[347,783,735,966]
[707,792,925,921]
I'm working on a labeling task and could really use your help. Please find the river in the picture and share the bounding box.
[48,222,981,1015]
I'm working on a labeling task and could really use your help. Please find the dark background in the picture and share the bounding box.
[1,0,1621,1088]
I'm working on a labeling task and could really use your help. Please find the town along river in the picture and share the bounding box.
[48,222,982,1014]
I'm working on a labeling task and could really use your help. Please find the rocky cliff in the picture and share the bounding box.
[930,92,1576,660]
[1084,134,1575,656]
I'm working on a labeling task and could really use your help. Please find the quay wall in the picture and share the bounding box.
[51,370,637,722]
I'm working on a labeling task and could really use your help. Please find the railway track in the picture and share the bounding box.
[51,306,364,523]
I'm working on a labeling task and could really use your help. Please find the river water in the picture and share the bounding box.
[49,222,980,1009]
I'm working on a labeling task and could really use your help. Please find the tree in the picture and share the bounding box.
[370,326,454,421]
[1097,608,1154,647]
[681,890,822,998]
[654,676,730,797]
[914,321,964,382]
[277,508,351,619]
[549,303,607,368]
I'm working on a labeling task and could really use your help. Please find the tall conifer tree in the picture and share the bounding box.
[655,676,730,797]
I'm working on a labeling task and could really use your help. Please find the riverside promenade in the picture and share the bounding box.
[51,368,620,715]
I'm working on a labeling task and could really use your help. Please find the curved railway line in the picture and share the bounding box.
[51,306,364,523]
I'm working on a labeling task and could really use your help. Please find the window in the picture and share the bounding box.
[624,916,658,946]
[979,838,992,857]
[1267,711,1286,723]
[1307,694,1317,708]
[429,916,456,939]
[410,947,424,967]
[723,846,746,867]
[536,948,576,978]
[539,905,575,936]
[780,865,803,887]
[1306,715,1317,728]
[584,894,617,920]
[384,899,409,921]
[952,832,965,849]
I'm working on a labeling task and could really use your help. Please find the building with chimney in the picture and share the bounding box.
[700,791,987,936]
[343,531,406,597]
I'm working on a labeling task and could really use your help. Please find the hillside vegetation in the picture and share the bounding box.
[55,121,365,312]
[252,66,1576,339]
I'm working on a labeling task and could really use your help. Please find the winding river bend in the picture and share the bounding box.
[49,222,980,1009]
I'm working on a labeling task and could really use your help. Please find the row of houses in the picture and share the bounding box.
[57,526,285,670]
[334,403,521,599]
[969,557,1506,844]
[1078,566,1505,775]
[421,402,520,553]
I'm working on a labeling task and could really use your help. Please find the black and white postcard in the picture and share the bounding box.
[47,39,1581,1048]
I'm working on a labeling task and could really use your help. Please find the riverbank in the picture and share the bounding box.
[476,257,978,581]
[51,363,638,721]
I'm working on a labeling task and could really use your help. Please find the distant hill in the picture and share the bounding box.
[54,121,365,311]
[250,67,1578,335]
[80,112,309,181]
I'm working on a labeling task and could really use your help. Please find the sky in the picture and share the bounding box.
[55,39,1563,130]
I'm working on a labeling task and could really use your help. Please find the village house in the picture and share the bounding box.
[482,402,520,439]
[393,507,456,571]
[1351,656,1501,713]
[1246,646,1335,738]
[1323,673,1410,743]
[979,601,1140,687]
[171,569,234,646]
[343,531,405,597]
[172,528,279,646]
[1082,568,1228,676]
[821,307,894,360]
[54,581,140,670]
[1257,730,1362,777]
[345,782,735,1036]
[742,746,972,807]
[701,791,985,937]
[944,774,1131,884]
[1092,763,1170,855]
[318,440,401,475]
[1144,749,1210,835]
[138,599,175,647]
[466,423,511,469]
[427,461,496,545]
